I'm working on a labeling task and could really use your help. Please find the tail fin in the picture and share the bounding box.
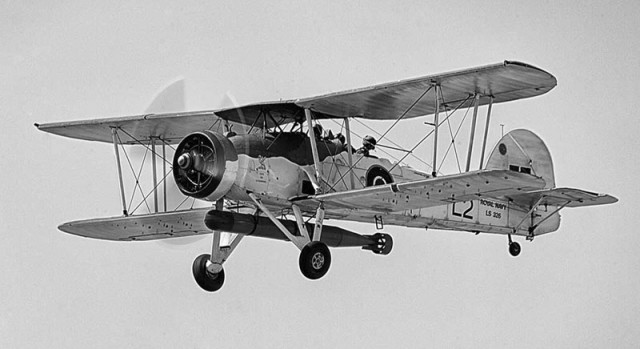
[485,129,555,189]
[486,129,561,235]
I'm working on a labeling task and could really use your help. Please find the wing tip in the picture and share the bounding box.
[504,60,557,85]
[601,194,618,205]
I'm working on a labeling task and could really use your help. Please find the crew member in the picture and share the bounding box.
[313,124,324,140]
[356,135,377,157]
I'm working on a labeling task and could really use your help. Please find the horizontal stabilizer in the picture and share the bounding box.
[506,187,618,208]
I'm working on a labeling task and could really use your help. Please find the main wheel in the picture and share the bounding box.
[192,254,225,292]
[299,241,331,280]
[509,242,521,257]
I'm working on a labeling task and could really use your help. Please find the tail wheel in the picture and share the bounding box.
[509,242,521,257]
[192,254,225,292]
[299,241,331,280]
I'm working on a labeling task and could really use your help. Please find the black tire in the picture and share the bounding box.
[509,242,521,257]
[192,254,225,292]
[299,242,331,280]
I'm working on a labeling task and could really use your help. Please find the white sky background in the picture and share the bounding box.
[2,1,639,347]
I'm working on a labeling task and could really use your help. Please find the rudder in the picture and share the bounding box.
[485,129,555,189]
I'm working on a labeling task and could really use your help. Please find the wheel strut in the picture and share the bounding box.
[192,200,245,292]
[249,193,333,281]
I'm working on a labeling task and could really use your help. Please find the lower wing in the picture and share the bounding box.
[293,170,547,212]
[58,208,211,241]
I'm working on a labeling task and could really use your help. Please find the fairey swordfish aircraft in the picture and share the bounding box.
[36,61,617,292]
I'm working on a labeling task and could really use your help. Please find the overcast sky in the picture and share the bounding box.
[2,1,639,348]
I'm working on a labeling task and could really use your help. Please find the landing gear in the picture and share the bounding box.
[192,200,245,292]
[192,254,225,292]
[299,241,332,280]
[363,233,393,255]
[249,194,335,281]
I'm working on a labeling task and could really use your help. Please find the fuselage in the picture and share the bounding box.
[207,131,560,238]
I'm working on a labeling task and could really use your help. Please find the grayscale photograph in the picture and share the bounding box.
[2,1,637,348]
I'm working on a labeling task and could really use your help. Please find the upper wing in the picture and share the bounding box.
[58,208,212,241]
[35,111,250,145]
[506,187,618,208]
[36,61,555,144]
[295,60,556,119]
[294,170,546,212]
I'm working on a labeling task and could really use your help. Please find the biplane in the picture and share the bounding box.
[36,61,617,292]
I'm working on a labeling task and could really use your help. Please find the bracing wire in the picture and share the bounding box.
[114,130,183,215]
[326,118,396,161]
[175,195,192,211]
[438,102,472,174]
[445,117,462,173]
[116,132,151,214]
[316,120,352,193]
[377,85,434,142]
[349,117,432,168]
[387,93,474,173]
[118,128,174,167]
[326,85,436,186]
[129,168,174,214]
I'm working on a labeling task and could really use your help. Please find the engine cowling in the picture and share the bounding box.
[173,131,238,201]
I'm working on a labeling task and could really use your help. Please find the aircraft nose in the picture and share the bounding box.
[177,153,192,170]
[173,130,237,201]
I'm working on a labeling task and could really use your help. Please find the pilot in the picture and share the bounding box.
[356,135,377,157]
[313,124,324,140]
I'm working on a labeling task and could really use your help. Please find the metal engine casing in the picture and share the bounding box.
[173,130,238,201]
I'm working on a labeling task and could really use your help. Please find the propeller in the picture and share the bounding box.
[145,78,186,114]
[160,90,245,247]
[132,84,245,247]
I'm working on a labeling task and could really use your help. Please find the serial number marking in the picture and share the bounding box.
[479,199,507,222]
[484,210,502,219]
